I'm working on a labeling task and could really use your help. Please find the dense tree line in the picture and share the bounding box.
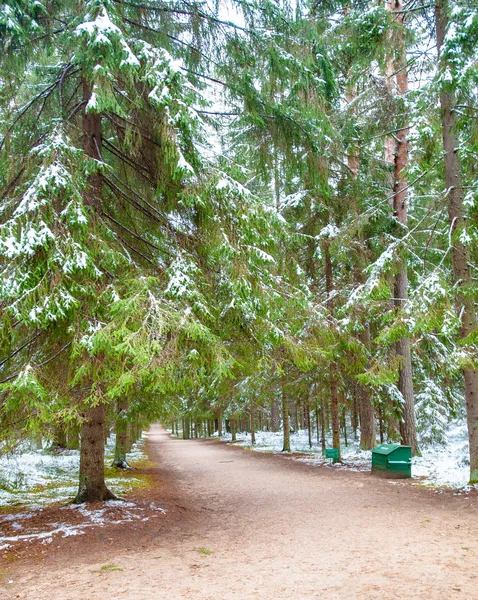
[1,0,477,501]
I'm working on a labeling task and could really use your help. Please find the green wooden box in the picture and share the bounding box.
[371,444,412,478]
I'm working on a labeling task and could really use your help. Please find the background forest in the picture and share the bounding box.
[0,0,477,503]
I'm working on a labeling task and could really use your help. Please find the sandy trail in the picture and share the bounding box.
[3,424,478,599]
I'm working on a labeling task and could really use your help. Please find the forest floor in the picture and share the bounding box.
[1,424,478,600]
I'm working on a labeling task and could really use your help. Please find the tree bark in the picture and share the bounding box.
[436,0,478,483]
[75,81,114,502]
[315,402,320,445]
[250,403,256,445]
[346,76,377,451]
[385,0,419,455]
[76,403,115,502]
[358,328,376,450]
[112,399,128,469]
[271,396,280,432]
[324,240,341,458]
[306,401,312,449]
[281,385,291,452]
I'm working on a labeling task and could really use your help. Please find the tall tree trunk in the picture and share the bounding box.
[217,407,223,437]
[112,399,128,469]
[315,402,320,444]
[306,401,312,449]
[76,404,115,502]
[271,396,280,432]
[281,385,291,452]
[250,403,256,445]
[324,241,341,458]
[385,0,418,454]
[320,397,326,454]
[340,392,348,447]
[436,0,478,483]
[358,328,376,450]
[289,398,297,432]
[346,77,377,451]
[75,81,114,502]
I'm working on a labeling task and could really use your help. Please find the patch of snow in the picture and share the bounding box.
[218,421,476,490]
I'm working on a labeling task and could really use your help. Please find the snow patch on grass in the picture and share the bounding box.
[0,435,148,508]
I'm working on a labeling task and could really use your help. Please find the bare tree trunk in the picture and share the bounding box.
[324,241,341,458]
[384,0,418,454]
[320,398,326,454]
[75,81,114,502]
[250,403,256,445]
[271,396,280,432]
[436,0,478,483]
[358,328,376,450]
[76,404,115,502]
[306,400,312,449]
[315,402,320,444]
[346,77,377,451]
[217,407,223,437]
[282,385,291,452]
[112,399,129,469]
[341,392,348,447]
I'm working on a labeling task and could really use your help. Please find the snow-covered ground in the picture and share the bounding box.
[0,499,166,551]
[0,434,148,508]
[214,421,475,490]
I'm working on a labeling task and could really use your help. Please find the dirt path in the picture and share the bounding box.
[3,424,478,599]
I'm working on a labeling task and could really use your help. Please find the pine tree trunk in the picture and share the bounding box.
[250,403,256,445]
[231,418,237,442]
[320,398,326,454]
[271,396,280,432]
[112,399,128,469]
[358,328,376,450]
[75,80,114,502]
[306,401,312,449]
[315,402,320,444]
[281,386,291,452]
[341,394,348,447]
[436,0,478,483]
[289,398,297,432]
[217,408,223,437]
[385,0,419,455]
[330,372,340,455]
[324,241,341,458]
[346,77,377,452]
[76,403,115,502]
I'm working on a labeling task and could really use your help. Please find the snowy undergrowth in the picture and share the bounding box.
[0,434,148,509]
[217,421,474,490]
[0,500,166,551]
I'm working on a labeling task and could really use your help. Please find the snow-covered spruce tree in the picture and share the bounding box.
[0,0,290,500]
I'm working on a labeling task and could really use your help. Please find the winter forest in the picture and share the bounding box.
[1,0,478,591]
